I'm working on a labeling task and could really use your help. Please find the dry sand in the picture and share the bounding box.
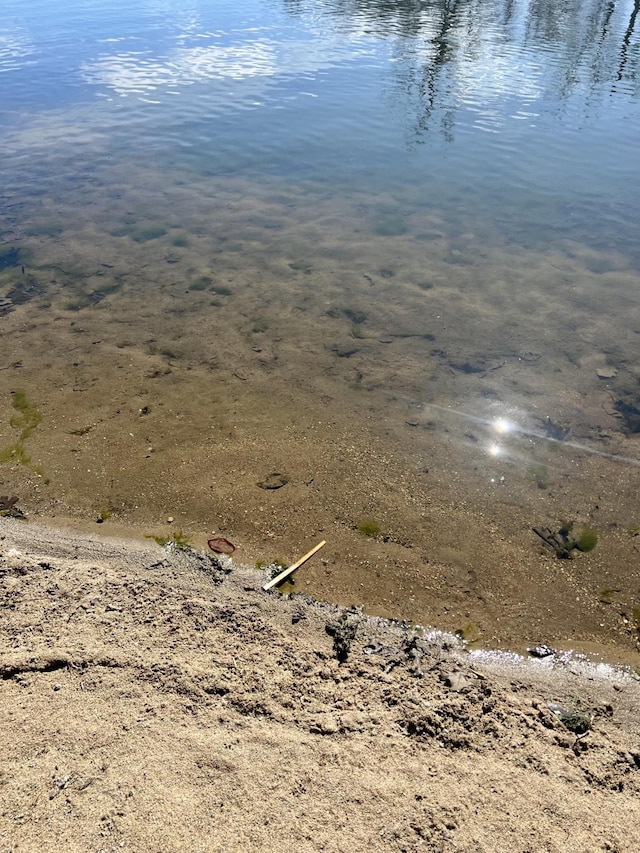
[1,517,639,853]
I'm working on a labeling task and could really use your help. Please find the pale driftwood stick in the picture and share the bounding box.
[262,540,326,591]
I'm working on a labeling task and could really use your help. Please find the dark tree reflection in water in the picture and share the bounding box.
[282,0,639,141]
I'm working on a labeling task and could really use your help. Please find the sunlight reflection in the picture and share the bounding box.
[80,35,376,98]
[420,401,640,469]
[491,417,514,435]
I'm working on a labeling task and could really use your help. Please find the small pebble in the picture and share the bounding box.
[596,366,617,379]
[167,516,174,523]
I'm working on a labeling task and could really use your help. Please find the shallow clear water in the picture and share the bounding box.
[1,0,639,651]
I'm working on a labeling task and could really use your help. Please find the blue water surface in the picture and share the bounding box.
[2,0,638,243]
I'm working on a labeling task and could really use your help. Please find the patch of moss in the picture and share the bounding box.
[357,518,381,538]
[149,530,192,549]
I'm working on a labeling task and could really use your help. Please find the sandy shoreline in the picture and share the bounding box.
[3,163,640,662]
[1,517,639,852]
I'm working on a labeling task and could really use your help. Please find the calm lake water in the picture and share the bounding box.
[1,0,639,655]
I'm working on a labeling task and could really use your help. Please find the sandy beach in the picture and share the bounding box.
[1,517,639,852]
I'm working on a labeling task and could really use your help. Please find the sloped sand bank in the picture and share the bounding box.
[1,519,639,852]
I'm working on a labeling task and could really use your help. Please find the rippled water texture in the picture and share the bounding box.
[1,0,639,656]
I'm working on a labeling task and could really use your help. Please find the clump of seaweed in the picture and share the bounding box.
[533,522,598,558]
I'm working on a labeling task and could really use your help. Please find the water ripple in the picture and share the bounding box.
[0,29,34,73]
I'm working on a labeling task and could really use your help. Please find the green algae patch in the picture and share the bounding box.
[357,518,381,538]
[0,390,44,470]
[575,528,598,553]
[148,530,192,550]
[10,390,42,440]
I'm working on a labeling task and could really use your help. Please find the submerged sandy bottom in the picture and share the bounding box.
[1,518,639,852]
[0,159,639,659]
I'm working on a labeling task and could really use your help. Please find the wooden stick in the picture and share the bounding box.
[262,540,326,591]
